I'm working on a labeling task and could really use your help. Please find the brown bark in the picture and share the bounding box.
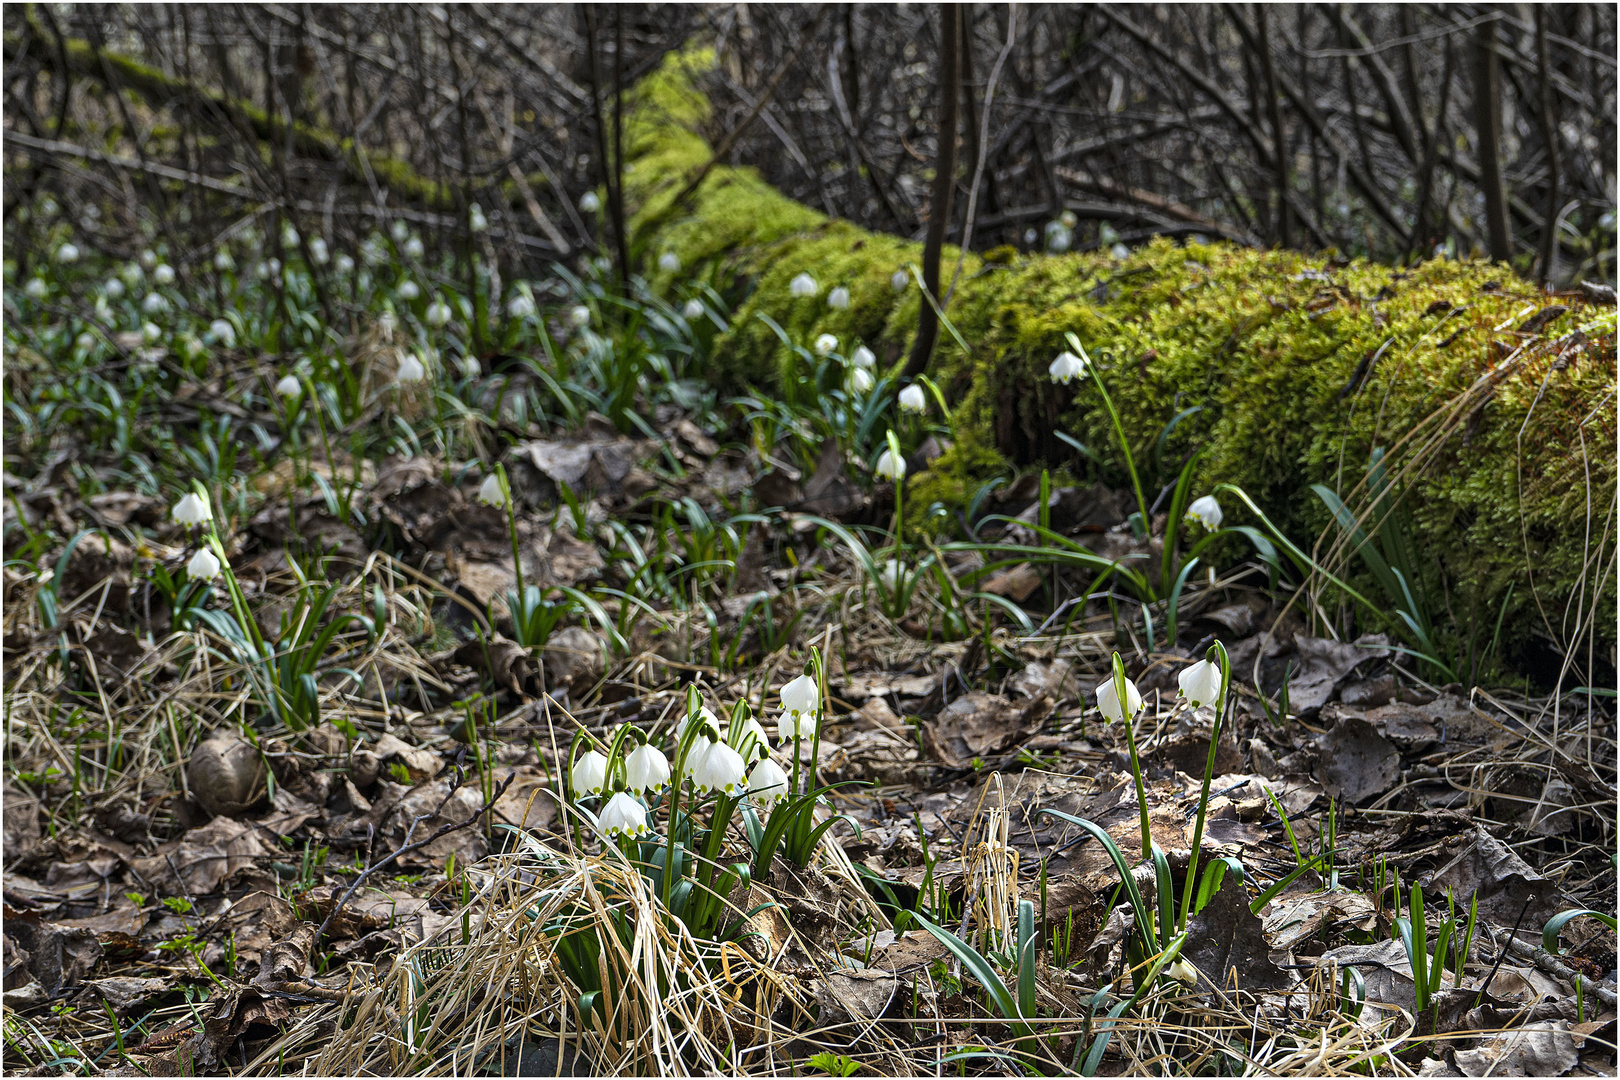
[906,4,962,378]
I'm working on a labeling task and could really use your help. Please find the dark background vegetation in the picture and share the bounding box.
[5,4,1615,306]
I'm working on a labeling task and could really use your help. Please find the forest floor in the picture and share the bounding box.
[2,236,1615,1077]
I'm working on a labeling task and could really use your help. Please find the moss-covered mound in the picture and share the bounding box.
[624,49,1616,665]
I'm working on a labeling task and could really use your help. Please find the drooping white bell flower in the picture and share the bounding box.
[1177,658,1223,710]
[1185,495,1222,531]
[335,253,356,275]
[778,674,820,742]
[692,739,746,795]
[309,238,330,264]
[657,251,680,272]
[597,791,650,838]
[281,224,300,248]
[141,320,162,343]
[847,367,873,394]
[56,242,80,263]
[898,384,927,413]
[748,757,790,810]
[395,352,427,383]
[214,249,235,272]
[424,299,452,327]
[508,293,536,319]
[254,260,272,280]
[1094,674,1144,725]
[1049,351,1086,383]
[153,263,175,285]
[171,492,211,525]
[104,278,126,299]
[210,319,236,348]
[477,473,506,507]
[890,269,909,292]
[680,734,712,782]
[187,547,222,580]
[76,332,95,351]
[675,704,722,746]
[142,293,168,316]
[624,743,671,794]
[850,345,876,369]
[578,191,602,213]
[392,220,411,243]
[568,305,591,328]
[874,447,906,480]
[1045,221,1073,253]
[468,204,488,232]
[1166,958,1198,986]
[571,749,609,797]
[403,236,424,260]
[1110,243,1130,260]
[267,257,282,276]
[121,262,144,286]
[397,279,420,301]
[682,298,705,320]
[789,272,818,298]
[139,249,158,270]
[274,374,302,398]
[827,286,850,310]
[876,560,904,593]
[23,278,47,299]
[814,333,838,356]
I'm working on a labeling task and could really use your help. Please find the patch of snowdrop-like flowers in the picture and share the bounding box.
[777,674,820,742]
[624,742,671,795]
[56,242,80,263]
[141,321,163,344]
[139,249,158,270]
[876,560,904,592]
[827,286,850,310]
[76,332,96,351]
[1185,495,1222,531]
[121,262,144,287]
[403,236,425,260]
[748,757,790,810]
[391,220,411,243]
[898,384,927,413]
[104,278,126,300]
[682,298,705,320]
[153,263,175,285]
[424,299,452,328]
[657,251,680,273]
[579,190,602,213]
[1044,220,1073,253]
[597,791,650,839]
[309,238,329,265]
[874,447,906,481]
[142,293,168,316]
[210,319,236,348]
[397,279,420,301]
[214,249,235,272]
[171,491,211,525]
[281,225,300,248]
[23,278,47,300]
[1177,658,1223,710]
[568,305,591,328]
[508,292,536,319]
[692,736,746,795]
[468,204,488,232]
[815,333,838,356]
[890,269,909,293]
[275,374,302,398]
[789,272,818,298]
[395,352,427,383]
[850,344,875,370]
[846,367,874,394]
[1048,350,1086,384]
[186,547,221,580]
[477,473,506,507]
[1093,673,1144,725]
[335,253,356,275]
[571,749,609,797]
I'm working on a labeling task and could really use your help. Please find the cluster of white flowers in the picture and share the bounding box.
[574,673,822,839]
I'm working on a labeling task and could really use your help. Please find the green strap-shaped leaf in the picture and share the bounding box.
[1543,908,1619,955]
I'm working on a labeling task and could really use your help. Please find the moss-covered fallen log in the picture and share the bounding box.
[623,50,1615,666]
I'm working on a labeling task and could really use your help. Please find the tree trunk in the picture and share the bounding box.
[906,4,962,377]
[1472,14,1512,263]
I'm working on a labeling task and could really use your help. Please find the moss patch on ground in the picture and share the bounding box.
[621,49,1616,665]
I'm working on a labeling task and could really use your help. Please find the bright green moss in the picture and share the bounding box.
[622,49,1616,661]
